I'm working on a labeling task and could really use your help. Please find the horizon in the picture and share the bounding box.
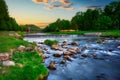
[5,0,117,28]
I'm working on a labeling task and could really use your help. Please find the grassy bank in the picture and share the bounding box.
[0,31,48,80]
[49,30,120,37]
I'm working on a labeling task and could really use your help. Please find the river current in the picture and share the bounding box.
[24,35,120,80]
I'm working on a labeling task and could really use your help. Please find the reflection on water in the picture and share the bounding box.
[24,35,120,80]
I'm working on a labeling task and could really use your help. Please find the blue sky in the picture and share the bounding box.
[5,0,117,27]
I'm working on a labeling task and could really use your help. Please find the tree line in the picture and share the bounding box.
[0,0,27,31]
[43,0,120,32]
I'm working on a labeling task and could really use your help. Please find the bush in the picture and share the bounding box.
[44,39,58,46]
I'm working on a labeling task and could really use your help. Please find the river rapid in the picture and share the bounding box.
[24,35,120,80]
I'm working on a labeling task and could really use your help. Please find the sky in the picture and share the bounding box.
[5,0,117,28]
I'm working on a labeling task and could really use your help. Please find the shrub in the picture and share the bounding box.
[44,39,58,46]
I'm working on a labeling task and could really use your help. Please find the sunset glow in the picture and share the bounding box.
[5,0,117,28]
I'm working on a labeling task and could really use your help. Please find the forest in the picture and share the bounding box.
[43,0,120,32]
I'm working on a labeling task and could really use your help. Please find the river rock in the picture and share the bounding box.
[53,53,62,57]
[62,45,68,48]
[63,39,67,43]
[76,49,82,53]
[17,45,25,52]
[71,41,79,46]
[103,40,108,44]
[63,51,72,55]
[58,48,63,51]
[42,55,49,59]
[3,60,15,66]
[71,55,77,58]
[51,44,59,50]
[92,54,97,58]
[48,61,56,70]
[68,49,77,54]
[68,48,81,54]
[64,55,71,61]
[60,59,66,64]
[0,53,10,61]
[25,46,33,52]
[81,54,88,57]
[61,43,68,48]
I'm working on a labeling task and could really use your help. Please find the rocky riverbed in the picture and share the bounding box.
[24,35,120,80]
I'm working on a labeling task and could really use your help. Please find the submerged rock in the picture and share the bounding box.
[63,39,67,43]
[64,55,71,61]
[60,59,66,64]
[92,54,97,58]
[81,54,88,57]
[53,53,62,57]
[48,61,56,70]
[71,41,79,46]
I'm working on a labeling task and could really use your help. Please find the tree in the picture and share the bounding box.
[104,0,120,29]
[97,15,112,30]
[0,0,20,31]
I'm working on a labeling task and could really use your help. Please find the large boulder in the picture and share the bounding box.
[53,53,62,57]
[17,45,25,52]
[51,44,59,50]
[3,60,15,66]
[48,61,56,70]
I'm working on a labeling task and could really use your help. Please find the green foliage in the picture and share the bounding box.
[0,34,31,52]
[102,30,120,37]
[43,19,70,32]
[97,37,102,43]
[44,39,58,46]
[25,24,41,32]
[43,1,120,32]
[97,15,112,30]
[0,52,48,80]
[0,0,22,31]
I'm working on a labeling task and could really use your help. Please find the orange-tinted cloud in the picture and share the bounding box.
[32,0,48,4]
[32,0,73,10]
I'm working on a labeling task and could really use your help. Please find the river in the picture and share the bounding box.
[24,35,120,80]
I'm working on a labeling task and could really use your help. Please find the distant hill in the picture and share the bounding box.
[25,24,41,32]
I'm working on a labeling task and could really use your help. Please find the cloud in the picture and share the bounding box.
[86,6,101,10]
[32,0,48,4]
[32,0,73,10]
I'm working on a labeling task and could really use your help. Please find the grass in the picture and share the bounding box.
[0,36,32,53]
[44,39,58,46]
[0,51,48,80]
[102,30,120,37]
[0,31,48,80]
[48,30,120,37]
[0,31,33,53]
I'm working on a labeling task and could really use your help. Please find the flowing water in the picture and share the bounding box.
[24,35,120,80]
